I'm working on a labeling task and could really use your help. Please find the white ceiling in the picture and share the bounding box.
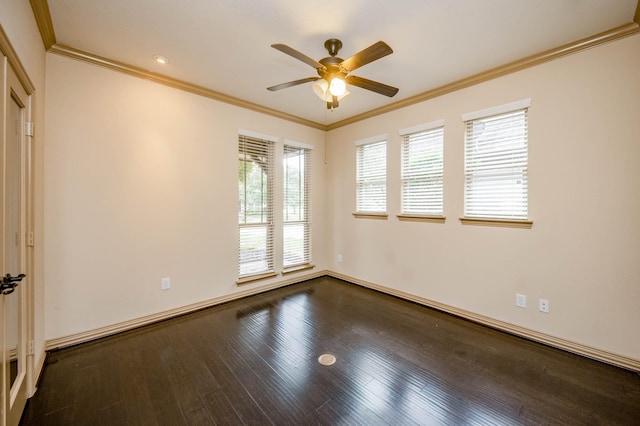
[47,0,638,126]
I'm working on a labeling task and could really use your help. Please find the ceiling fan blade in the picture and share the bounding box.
[345,75,399,97]
[267,77,321,91]
[340,41,393,72]
[271,44,326,70]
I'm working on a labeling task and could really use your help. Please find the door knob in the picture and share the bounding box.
[1,273,25,295]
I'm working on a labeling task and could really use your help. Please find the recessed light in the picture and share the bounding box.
[153,54,169,64]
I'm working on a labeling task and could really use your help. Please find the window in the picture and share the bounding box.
[355,136,387,214]
[283,142,311,269]
[400,121,444,216]
[238,133,275,278]
[462,99,530,221]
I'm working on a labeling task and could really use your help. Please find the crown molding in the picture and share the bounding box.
[29,0,325,130]
[30,1,640,132]
[327,22,640,130]
[48,43,326,130]
[29,0,56,50]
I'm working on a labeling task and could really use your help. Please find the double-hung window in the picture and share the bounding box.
[238,132,275,278]
[400,120,444,217]
[355,135,387,214]
[283,141,312,269]
[462,99,530,222]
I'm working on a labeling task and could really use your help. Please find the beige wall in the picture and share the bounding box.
[43,32,639,363]
[44,53,327,339]
[327,34,640,361]
[0,0,47,386]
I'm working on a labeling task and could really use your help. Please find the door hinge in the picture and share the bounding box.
[28,340,35,356]
[27,231,35,247]
[26,121,34,137]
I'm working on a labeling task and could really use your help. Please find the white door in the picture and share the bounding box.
[1,57,29,426]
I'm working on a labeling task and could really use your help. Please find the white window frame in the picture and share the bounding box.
[282,140,312,271]
[399,120,445,219]
[238,131,276,281]
[461,99,531,226]
[355,135,387,216]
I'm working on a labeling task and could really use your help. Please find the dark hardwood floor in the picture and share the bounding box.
[20,277,640,425]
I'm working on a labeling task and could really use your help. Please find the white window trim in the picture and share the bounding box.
[283,142,313,270]
[355,137,388,216]
[399,119,445,136]
[238,129,279,143]
[354,133,387,146]
[461,100,532,226]
[399,123,445,218]
[237,134,276,281]
[461,98,531,122]
[283,139,314,150]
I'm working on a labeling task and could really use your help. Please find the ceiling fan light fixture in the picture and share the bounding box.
[312,79,329,99]
[313,79,349,102]
[329,77,346,96]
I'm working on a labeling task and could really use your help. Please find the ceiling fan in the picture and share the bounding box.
[267,38,399,110]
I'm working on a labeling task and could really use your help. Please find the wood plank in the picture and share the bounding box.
[20,277,640,425]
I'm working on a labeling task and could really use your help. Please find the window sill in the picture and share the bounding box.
[397,214,446,223]
[352,212,388,219]
[459,217,533,229]
[282,263,315,275]
[236,271,277,285]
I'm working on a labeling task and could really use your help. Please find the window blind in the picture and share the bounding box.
[464,108,528,220]
[238,134,275,277]
[401,126,444,215]
[356,140,387,213]
[283,144,311,268]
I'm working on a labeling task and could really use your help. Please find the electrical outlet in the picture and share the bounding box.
[539,298,549,313]
[161,277,170,290]
[337,254,343,263]
[516,293,527,308]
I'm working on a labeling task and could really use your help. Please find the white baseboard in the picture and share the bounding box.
[327,271,640,372]
[44,270,639,372]
[45,270,328,351]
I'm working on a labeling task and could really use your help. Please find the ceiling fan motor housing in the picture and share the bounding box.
[319,39,347,82]
[318,56,346,81]
[324,38,342,57]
